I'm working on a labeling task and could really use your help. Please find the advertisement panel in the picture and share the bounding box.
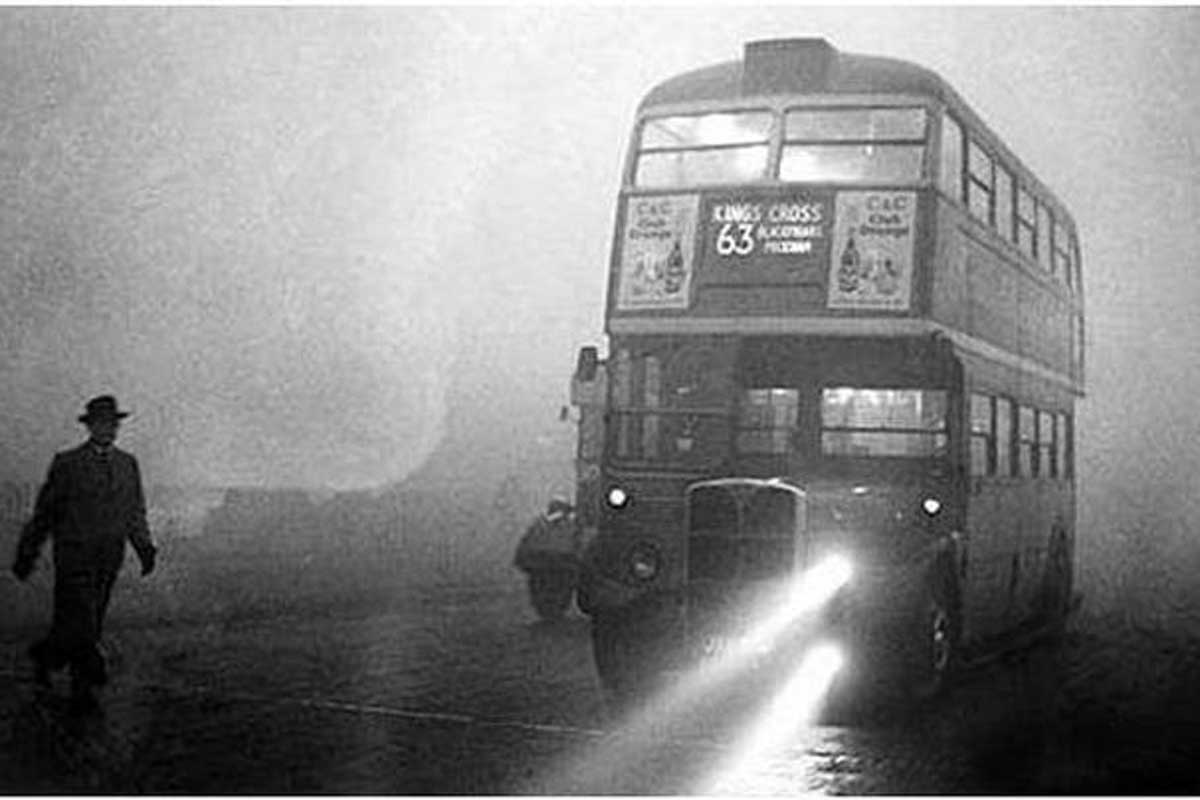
[616,194,700,311]
[827,191,917,311]
[615,189,917,315]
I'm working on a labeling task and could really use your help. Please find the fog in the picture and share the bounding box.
[1,7,1199,610]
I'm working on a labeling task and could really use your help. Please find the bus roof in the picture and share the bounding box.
[639,38,951,109]
[637,38,1076,229]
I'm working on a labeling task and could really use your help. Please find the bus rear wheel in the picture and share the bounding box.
[902,580,959,701]
[1040,532,1073,638]
[527,570,575,621]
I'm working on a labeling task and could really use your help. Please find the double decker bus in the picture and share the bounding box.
[570,38,1084,704]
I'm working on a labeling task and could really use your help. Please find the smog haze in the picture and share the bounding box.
[1,7,1198,597]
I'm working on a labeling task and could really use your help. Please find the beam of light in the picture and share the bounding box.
[527,556,853,793]
[701,642,846,796]
[734,553,853,658]
[629,552,853,715]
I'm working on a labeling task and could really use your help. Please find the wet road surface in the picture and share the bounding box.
[2,575,1199,794]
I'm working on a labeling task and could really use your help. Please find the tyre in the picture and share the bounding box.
[527,571,575,621]
[591,611,653,707]
[900,577,960,701]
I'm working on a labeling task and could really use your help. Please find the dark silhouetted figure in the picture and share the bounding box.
[12,395,158,715]
[514,496,581,622]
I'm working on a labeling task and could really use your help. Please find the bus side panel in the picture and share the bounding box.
[929,201,1075,381]
[962,474,1017,642]
[1021,463,1075,614]
[962,352,1078,645]
[966,454,1073,639]
[1009,479,1044,626]
[928,202,969,339]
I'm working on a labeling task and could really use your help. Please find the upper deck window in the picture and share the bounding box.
[939,113,963,199]
[1016,187,1037,259]
[1070,235,1082,290]
[780,107,927,183]
[967,140,994,224]
[1037,203,1053,273]
[635,111,773,188]
[784,107,926,140]
[1054,219,1073,285]
[995,164,1014,242]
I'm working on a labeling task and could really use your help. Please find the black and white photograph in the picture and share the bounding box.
[0,5,1198,794]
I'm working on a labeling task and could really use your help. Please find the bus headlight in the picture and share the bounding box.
[607,486,630,509]
[627,542,661,582]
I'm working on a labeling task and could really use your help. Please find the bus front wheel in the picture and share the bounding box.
[591,611,655,708]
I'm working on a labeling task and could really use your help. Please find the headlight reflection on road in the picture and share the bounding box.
[702,641,846,795]
[532,555,853,793]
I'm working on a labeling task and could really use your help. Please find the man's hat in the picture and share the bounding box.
[78,395,131,423]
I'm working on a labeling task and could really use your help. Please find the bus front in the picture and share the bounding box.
[575,39,966,705]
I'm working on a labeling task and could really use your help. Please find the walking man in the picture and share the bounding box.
[11,395,158,714]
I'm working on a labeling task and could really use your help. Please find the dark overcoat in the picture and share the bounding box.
[513,510,581,574]
[16,443,155,657]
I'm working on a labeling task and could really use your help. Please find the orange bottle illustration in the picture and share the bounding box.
[664,238,686,294]
[875,255,899,296]
[837,229,861,293]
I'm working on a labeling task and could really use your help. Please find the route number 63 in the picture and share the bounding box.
[715,222,755,256]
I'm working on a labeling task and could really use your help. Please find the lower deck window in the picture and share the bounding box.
[1019,406,1038,476]
[1058,412,1073,479]
[1039,410,1056,478]
[736,388,799,454]
[821,388,948,457]
[970,393,995,476]
[612,410,728,464]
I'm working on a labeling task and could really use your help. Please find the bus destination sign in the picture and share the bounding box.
[699,192,832,287]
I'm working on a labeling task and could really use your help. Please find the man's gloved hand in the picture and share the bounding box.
[12,554,34,582]
[139,545,157,577]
